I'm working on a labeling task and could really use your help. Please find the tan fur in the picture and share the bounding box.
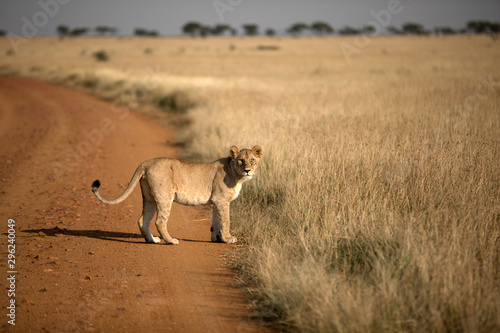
[91,145,263,244]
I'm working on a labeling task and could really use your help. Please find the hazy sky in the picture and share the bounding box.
[1,0,499,36]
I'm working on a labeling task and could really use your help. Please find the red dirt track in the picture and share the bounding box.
[0,77,264,332]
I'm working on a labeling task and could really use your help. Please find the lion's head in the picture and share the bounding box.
[229,145,263,180]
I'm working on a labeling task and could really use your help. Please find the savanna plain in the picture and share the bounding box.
[1,35,499,332]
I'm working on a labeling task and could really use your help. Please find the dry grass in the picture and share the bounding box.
[1,35,499,332]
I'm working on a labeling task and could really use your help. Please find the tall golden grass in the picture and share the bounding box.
[1,35,499,331]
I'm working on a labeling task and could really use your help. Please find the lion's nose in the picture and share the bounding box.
[244,169,251,174]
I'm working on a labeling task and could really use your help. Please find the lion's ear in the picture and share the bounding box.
[252,145,263,158]
[230,146,240,160]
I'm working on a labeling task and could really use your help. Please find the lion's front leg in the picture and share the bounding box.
[211,202,237,243]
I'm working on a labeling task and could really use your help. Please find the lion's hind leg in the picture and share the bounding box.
[149,184,178,245]
[138,179,161,244]
[154,197,178,245]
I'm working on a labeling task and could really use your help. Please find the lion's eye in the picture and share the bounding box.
[250,159,255,164]
[238,160,243,165]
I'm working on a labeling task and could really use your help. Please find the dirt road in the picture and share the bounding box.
[0,77,264,332]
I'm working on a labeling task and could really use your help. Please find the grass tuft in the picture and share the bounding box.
[155,91,196,114]
[93,50,109,62]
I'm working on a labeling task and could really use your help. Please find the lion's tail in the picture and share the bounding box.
[91,164,145,205]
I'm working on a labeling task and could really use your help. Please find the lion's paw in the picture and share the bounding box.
[225,236,237,244]
[146,237,161,244]
[167,238,179,245]
[211,234,237,243]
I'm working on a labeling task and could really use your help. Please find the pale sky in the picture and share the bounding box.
[1,0,499,36]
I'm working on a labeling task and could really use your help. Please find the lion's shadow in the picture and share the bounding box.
[22,227,211,244]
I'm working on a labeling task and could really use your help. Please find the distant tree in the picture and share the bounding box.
[401,22,428,35]
[211,24,223,36]
[466,20,500,40]
[95,26,108,35]
[489,22,500,33]
[134,28,159,37]
[95,26,117,36]
[434,27,456,35]
[387,25,403,35]
[0,30,6,36]
[135,28,146,36]
[199,25,212,37]
[57,25,70,39]
[182,22,237,37]
[287,23,309,36]
[338,26,361,35]
[467,21,488,34]
[212,24,232,36]
[70,27,89,37]
[182,21,202,37]
[362,25,376,35]
[490,22,500,40]
[265,28,276,37]
[310,21,333,36]
[242,24,259,36]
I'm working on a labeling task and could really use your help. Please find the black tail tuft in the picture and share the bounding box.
[91,180,101,192]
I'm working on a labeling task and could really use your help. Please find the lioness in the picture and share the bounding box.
[91,145,262,245]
